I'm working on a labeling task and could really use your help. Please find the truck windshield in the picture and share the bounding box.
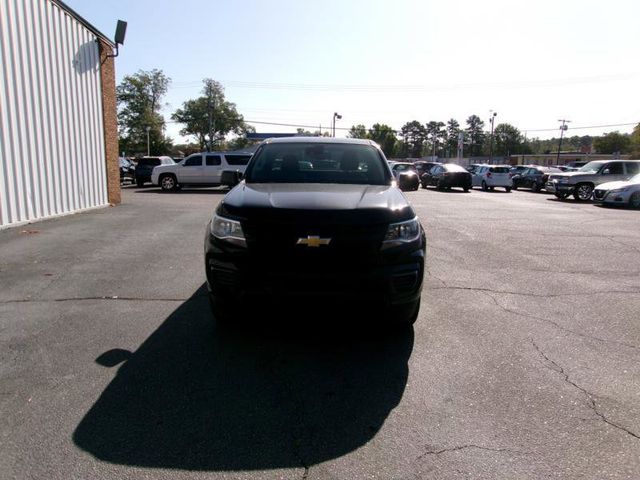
[244,143,391,185]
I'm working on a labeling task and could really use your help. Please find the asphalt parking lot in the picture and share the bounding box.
[1,185,640,479]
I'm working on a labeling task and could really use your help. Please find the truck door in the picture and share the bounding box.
[179,154,204,184]
[204,154,223,184]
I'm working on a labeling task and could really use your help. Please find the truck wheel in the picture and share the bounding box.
[554,192,570,200]
[160,174,177,191]
[136,179,144,188]
[573,183,593,201]
[481,181,488,191]
[629,192,640,209]
[505,187,512,192]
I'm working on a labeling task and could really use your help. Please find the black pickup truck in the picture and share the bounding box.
[204,137,426,326]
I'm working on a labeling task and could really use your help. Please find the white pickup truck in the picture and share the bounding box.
[151,151,252,191]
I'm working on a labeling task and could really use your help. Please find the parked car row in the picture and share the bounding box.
[127,152,253,191]
[126,152,640,209]
[545,159,640,205]
[399,160,640,208]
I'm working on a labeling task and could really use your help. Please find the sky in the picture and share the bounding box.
[66,0,640,143]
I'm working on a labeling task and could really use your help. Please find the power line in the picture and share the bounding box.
[165,117,636,135]
[522,122,637,132]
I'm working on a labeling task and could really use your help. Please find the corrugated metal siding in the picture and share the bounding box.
[0,0,108,227]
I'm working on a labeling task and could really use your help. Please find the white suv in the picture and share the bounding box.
[151,152,252,191]
[472,165,513,192]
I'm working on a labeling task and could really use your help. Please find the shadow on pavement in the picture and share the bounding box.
[73,284,413,471]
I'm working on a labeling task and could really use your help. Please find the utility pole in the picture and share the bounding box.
[332,112,342,137]
[488,110,497,164]
[145,126,151,156]
[556,119,571,165]
[206,82,215,152]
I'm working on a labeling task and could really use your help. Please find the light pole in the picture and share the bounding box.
[488,110,497,164]
[556,119,570,165]
[332,112,342,137]
[145,126,151,156]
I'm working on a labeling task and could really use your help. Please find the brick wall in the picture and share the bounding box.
[99,39,120,205]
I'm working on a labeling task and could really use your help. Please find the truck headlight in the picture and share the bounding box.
[210,214,247,247]
[382,217,421,250]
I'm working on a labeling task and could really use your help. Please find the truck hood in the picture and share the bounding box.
[552,171,593,178]
[219,183,414,222]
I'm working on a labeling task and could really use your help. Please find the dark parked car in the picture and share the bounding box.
[119,157,135,185]
[413,161,439,177]
[421,163,472,191]
[205,137,426,326]
[134,156,174,187]
[512,166,562,192]
[389,162,420,191]
[509,165,533,177]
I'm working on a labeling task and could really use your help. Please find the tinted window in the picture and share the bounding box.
[245,143,390,185]
[184,156,202,167]
[225,155,252,166]
[605,162,624,174]
[206,155,221,166]
[490,167,510,173]
[138,158,161,167]
[625,162,639,174]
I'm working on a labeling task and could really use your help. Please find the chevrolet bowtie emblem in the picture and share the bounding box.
[296,235,331,247]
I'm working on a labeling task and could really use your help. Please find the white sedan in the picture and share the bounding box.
[593,173,640,208]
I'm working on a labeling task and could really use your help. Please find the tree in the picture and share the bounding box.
[425,121,446,157]
[226,124,257,150]
[172,79,247,150]
[445,119,461,157]
[117,69,172,155]
[347,124,368,139]
[593,131,631,154]
[493,123,523,156]
[465,115,485,156]
[400,121,427,157]
[368,123,397,157]
[629,123,640,156]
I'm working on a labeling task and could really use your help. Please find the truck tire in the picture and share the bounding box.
[160,174,178,192]
[573,183,593,201]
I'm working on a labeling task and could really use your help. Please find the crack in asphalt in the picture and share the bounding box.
[531,340,640,441]
[0,295,206,304]
[483,292,640,352]
[606,236,640,255]
[426,285,640,351]
[417,444,530,460]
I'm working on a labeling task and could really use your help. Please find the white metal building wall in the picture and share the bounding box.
[0,0,108,227]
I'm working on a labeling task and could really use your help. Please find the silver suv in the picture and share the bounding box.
[545,160,640,201]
